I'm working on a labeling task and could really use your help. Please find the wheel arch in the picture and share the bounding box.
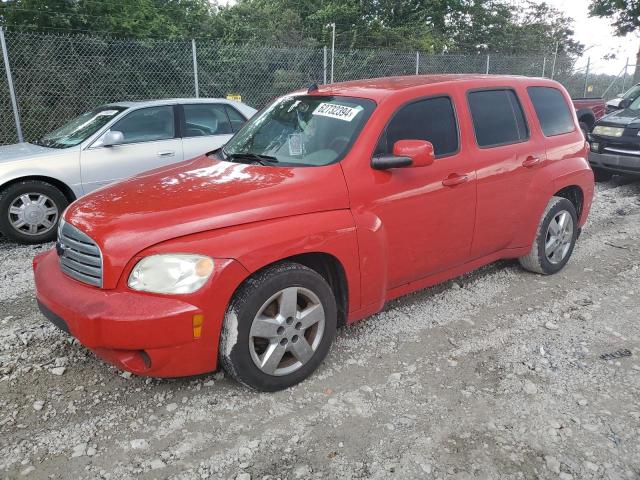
[235,252,350,328]
[553,185,584,220]
[0,175,77,203]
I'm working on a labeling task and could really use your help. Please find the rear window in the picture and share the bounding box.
[527,87,575,137]
[468,89,529,148]
[376,96,459,157]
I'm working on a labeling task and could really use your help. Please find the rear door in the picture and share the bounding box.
[465,87,546,258]
[180,103,244,160]
[80,105,183,192]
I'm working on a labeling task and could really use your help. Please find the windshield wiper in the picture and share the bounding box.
[226,152,279,166]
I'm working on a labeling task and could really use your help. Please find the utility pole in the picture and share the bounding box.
[551,42,559,80]
[0,27,23,143]
[583,57,590,97]
[327,22,336,84]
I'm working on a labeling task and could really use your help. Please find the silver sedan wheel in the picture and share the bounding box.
[545,210,574,264]
[249,286,326,377]
[8,193,59,236]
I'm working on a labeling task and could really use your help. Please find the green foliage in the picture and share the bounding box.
[0,0,583,54]
[589,0,640,36]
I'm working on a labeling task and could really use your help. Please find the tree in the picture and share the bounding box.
[589,0,640,81]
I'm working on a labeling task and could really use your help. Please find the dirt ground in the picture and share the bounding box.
[1,177,639,480]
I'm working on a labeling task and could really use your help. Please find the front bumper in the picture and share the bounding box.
[588,151,640,176]
[33,249,247,377]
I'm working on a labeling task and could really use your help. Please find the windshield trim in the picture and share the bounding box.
[221,94,377,168]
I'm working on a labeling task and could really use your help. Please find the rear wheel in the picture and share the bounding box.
[0,180,68,244]
[220,262,337,391]
[519,196,578,275]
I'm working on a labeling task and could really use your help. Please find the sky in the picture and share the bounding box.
[535,0,638,74]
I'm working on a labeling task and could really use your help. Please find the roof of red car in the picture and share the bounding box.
[309,74,543,101]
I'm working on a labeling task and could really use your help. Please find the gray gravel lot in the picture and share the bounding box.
[1,178,640,480]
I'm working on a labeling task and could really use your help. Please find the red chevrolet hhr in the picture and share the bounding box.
[34,75,594,391]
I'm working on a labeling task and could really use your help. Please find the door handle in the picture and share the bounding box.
[522,156,540,168]
[157,150,175,157]
[442,174,469,187]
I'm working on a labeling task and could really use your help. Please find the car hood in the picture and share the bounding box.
[599,108,640,128]
[0,142,65,163]
[65,155,350,280]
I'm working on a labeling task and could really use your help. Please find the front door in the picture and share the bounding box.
[347,94,477,290]
[80,105,184,192]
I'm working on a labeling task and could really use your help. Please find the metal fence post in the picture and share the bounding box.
[323,46,327,84]
[541,56,546,77]
[485,54,490,74]
[191,39,199,98]
[583,57,590,97]
[551,42,559,80]
[0,28,23,143]
[415,51,419,75]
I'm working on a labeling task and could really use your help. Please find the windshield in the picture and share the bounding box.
[629,96,640,110]
[623,84,640,100]
[32,106,126,148]
[222,95,375,166]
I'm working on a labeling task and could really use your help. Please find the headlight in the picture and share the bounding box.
[128,254,214,294]
[592,125,624,137]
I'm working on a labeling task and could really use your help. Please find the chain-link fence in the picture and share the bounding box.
[0,28,632,145]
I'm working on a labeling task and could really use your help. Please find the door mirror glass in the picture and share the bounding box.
[393,139,435,167]
[102,130,124,147]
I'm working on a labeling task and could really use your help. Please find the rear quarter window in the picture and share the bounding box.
[527,86,575,137]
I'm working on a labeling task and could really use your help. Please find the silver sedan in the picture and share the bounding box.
[0,98,256,244]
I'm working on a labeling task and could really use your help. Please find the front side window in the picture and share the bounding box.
[468,89,529,147]
[32,106,126,149]
[376,96,459,157]
[183,104,233,137]
[222,95,376,166]
[527,87,575,137]
[110,106,175,145]
[622,84,640,101]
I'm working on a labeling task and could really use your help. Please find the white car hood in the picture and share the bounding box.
[0,142,64,164]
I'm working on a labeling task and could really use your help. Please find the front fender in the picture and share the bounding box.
[132,209,362,315]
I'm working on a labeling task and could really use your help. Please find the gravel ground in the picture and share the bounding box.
[1,177,640,480]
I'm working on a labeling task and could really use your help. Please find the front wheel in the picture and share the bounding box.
[220,262,337,391]
[0,180,68,244]
[519,196,578,275]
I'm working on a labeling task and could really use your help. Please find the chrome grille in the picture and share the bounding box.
[57,220,103,287]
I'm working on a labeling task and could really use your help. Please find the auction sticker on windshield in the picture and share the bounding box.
[313,103,362,121]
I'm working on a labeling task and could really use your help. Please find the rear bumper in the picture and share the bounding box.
[33,249,247,377]
[589,151,640,176]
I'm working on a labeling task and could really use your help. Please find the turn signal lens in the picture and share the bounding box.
[192,314,204,338]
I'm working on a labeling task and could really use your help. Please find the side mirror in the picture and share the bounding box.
[371,139,436,170]
[102,130,124,147]
[619,98,632,109]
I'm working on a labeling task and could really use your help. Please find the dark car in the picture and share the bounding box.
[588,97,640,181]
[606,83,640,114]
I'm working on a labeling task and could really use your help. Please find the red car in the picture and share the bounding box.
[34,75,594,391]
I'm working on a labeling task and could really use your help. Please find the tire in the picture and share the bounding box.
[220,261,337,391]
[0,180,68,244]
[592,167,613,183]
[519,196,578,275]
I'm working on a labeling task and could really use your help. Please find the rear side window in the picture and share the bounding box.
[527,87,575,136]
[376,96,458,157]
[183,104,233,137]
[468,89,529,147]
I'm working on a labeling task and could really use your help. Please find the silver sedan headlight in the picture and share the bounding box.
[128,254,214,294]
[592,125,624,137]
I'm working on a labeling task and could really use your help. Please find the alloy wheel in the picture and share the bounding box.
[545,210,574,264]
[249,286,326,376]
